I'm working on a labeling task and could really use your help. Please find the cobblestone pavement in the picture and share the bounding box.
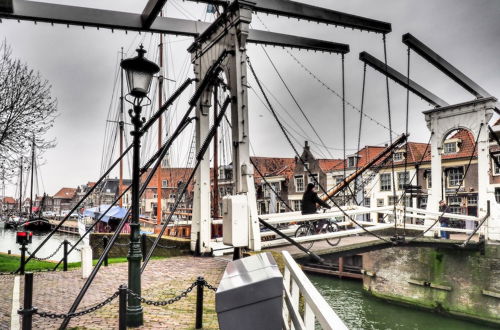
[1,256,229,329]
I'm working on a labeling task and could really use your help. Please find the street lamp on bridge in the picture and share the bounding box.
[121,44,159,327]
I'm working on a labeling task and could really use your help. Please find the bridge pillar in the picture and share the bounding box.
[423,97,495,238]
[190,64,213,253]
[189,0,260,252]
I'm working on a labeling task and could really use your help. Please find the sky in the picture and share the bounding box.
[1,0,499,197]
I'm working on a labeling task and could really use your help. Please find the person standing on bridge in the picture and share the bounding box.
[439,200,450,239]
[302,183,331,215]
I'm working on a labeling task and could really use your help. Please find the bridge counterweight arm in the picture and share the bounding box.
[402,33,492,99]
[359,51,448,107]
[0,0,349,53]
[187,0,392,33]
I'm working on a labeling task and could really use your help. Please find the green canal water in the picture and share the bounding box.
[309,274,495,330]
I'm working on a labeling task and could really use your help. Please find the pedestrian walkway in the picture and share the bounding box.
[1,256,229,329]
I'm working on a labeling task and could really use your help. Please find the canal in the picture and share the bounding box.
[309,274,494,329]
[0,227,81,263]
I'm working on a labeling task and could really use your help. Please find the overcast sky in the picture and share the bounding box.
[1,0,499,197]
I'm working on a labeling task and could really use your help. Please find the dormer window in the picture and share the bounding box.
[443,139,460,154]
[347,156,358,168]
[393,152,405,161]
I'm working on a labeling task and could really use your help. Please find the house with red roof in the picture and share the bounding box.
[53,187,77,215]
[0,196,17,212]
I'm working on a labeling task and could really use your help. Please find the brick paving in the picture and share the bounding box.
[1,256,229,329]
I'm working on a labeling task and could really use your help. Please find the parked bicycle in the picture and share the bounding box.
[294,211,341,250]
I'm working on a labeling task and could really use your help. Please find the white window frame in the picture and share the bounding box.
[492,154,500,175]
[397,171,410,190]
[380,173,392,192]
[393,152,405,162]
[447,167,464,188]
[308,173,319,186]
[162,180,168,188]
[443,142,457,154]
[295,175,305,192]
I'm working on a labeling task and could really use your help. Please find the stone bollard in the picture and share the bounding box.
[81,245,93,279]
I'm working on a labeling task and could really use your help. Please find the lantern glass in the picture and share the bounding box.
[121,45,160,100]
[126,69,154,99]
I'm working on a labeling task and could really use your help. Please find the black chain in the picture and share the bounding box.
[146,236,176,249]
[35,290,120,319]
[126,281,197,306]
[68,241,81,252]
[27,242,64,261]
[202,281,218,292]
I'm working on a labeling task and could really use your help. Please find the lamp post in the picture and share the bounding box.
[120,45,160,327]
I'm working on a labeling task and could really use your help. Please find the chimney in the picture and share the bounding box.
[304,141,310,150]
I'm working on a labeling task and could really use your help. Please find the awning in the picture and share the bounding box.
[83,205,128,223]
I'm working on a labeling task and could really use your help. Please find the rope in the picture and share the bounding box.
[382,34,398,234]
[247,57,393,244]
[402,46,411,237]
[353,64,367,199]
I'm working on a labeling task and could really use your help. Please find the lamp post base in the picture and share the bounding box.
[126,305,144,327]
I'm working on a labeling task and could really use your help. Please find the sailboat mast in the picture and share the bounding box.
[19,157,22,215]
[156,13,164,226]
[212,85,219,218]
[29,135,35,218]
[119,47,124,208]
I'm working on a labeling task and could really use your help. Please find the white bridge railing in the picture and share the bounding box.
[282,250,348,330]
[257,205,481,248]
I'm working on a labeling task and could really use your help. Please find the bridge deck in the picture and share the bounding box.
[265,233,482,260]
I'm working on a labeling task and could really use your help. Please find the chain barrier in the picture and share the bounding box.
[202,280,218,292]
[35,290,120,319]
[146,236,176,249]
[68,241,81,252]
[126,281,197,306]
[27,242,64,261]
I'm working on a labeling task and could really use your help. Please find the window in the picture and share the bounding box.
[308,173,318,186]
[447,167,464,187]
[169,194,176,199]
[426,171,432,188]
[447,196,463,214]
[295,175,304,192]
[397,172,410,190]
[161,158,168,168]
[380,173,392,191]
[377,199,384,207]
[303,162,309,170]
[153,194,158,199]
[348,156,357,168]
[419,196,427,208]
[467,195,477,205]
[495,188,500,203]
[393,152,405,161]
[333,175,344,185]
[272,182,281,193]
[292,200,302,211]
[162,180,168,188]
[388,195,397,206]
[492,154,500,175]
[402,195,413,207]
[443,142,457,154]
[364,198,371,207]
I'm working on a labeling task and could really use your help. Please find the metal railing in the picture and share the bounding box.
[281,251,347,330]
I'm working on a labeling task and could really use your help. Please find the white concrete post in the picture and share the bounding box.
[223,3,261,250]
[427,129,442,237]
[190,57,212,253]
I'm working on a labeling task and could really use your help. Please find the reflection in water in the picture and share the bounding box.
[309,274,494,330]
[0,227,82,262]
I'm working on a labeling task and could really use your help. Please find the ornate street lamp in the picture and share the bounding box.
[121,44,159,327]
